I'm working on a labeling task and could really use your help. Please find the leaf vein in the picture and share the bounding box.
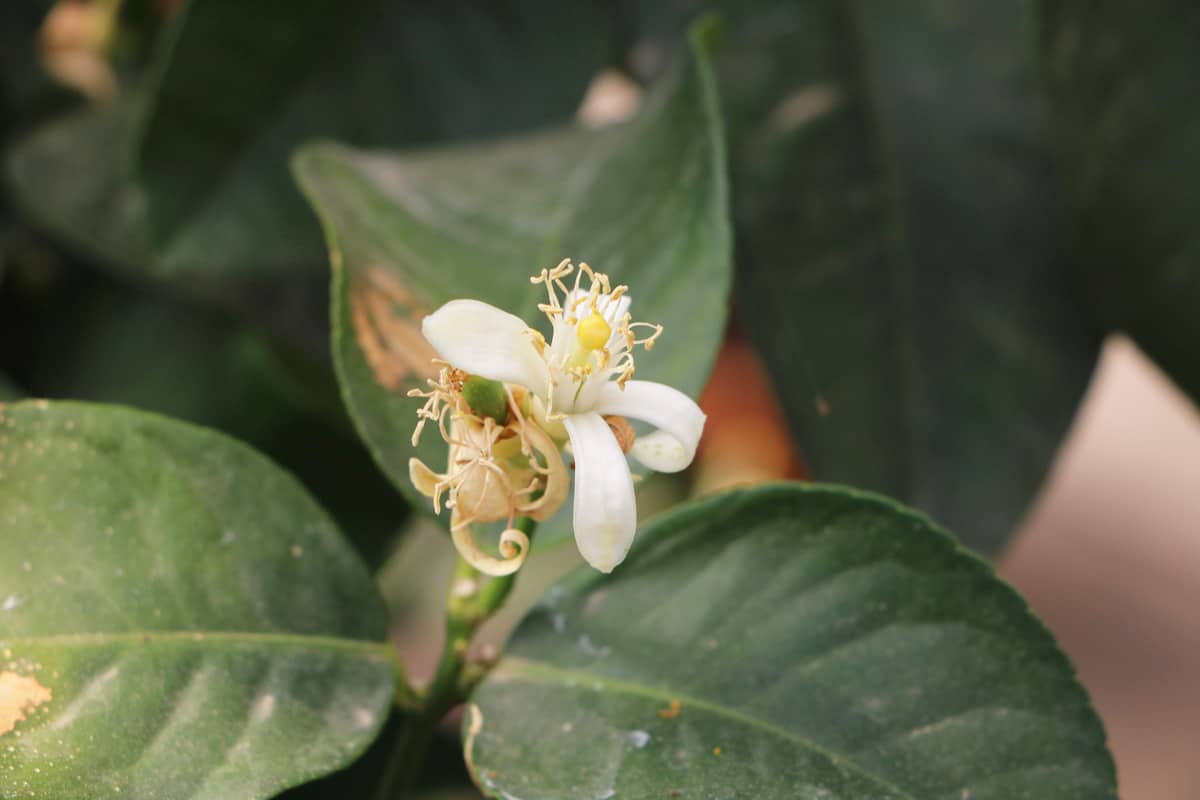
[494,656,919,800]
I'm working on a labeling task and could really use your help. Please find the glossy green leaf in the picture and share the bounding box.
[131,0,608,279]
[618,1,1098,553]
[0,401,396,798]
[468,483,1115,798]
[293,21,731,540]
[1041,0,1200,403]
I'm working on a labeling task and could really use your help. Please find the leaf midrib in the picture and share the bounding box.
[492,656,918,800]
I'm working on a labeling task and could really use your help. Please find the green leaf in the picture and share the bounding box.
[1041,1,1200,404]
[2,102,334,356]
[619,1,1099,553]
[5,3,607,351]
[4,102,147,272]
[737,1,1101,554]
[292,22,731,540]
[131,0,609,279]
[467,483,1115,799]
[0,401,397,799]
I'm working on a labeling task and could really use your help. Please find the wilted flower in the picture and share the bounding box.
[408,367,569,575]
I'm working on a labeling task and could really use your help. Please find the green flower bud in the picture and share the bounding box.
[462,375,508,422]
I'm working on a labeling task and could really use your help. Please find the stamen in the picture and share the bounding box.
[528,260,667,392]
[629,321,664,349]
[531,258,574,316]
[407,362,464,447]
[525,328,547,355]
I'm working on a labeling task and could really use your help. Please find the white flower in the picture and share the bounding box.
[420,260,706,572]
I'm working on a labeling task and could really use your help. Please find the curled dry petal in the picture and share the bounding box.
[450,510,530,577]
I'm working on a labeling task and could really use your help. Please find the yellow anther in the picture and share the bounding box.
[577,310,611,351]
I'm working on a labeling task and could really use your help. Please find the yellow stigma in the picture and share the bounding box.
[577,310,611,351]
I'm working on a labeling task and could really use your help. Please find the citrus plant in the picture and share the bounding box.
[5,1,1190,797]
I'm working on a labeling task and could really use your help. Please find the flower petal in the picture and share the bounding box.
[563,412,638,573]
[627,430,690,473]
[594,380,706,473]
[422,299,548,395]
[408,458,444,506]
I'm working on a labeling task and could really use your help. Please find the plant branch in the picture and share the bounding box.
[374,517,537,799]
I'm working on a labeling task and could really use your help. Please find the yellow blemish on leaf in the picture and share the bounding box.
[0,671,52,736]
[350,266,439,390]
[657,698,681,720]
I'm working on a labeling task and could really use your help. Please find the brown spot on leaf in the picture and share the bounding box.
[350,266,439,390]
[0,671,52,736]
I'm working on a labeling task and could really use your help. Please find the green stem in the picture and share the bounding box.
[374,517,537,799]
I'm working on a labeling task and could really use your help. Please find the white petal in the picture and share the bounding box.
[628,430,690,473]
[594,380,705,473]
[597,292,631,328]
[564,412,638,573]
[422,299,548,395]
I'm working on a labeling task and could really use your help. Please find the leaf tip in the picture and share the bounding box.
[288,140,327,187]
[688,13,726,55]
